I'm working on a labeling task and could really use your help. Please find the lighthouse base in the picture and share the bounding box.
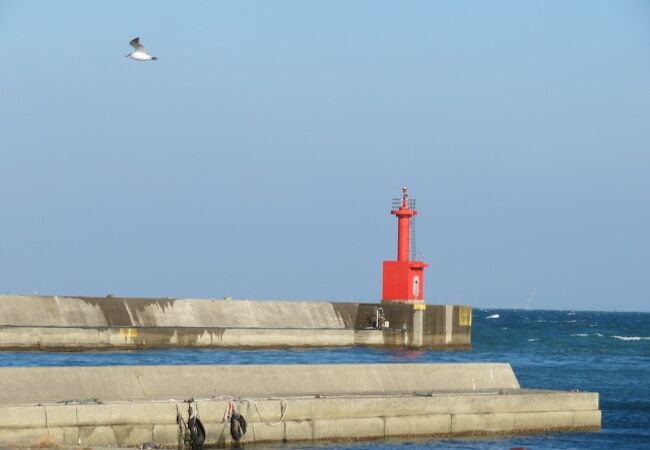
[381,260,428,301]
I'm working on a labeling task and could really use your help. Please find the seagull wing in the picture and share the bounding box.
[129,37,146,51]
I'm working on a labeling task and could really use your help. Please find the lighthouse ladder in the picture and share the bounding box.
[410,198,417,260]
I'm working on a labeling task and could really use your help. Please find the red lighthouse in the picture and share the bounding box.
[382,187,429,303]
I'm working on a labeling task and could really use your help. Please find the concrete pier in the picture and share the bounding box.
[0,363,600,448]
[0,295,471,350]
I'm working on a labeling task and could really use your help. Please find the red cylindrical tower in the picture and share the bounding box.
[382,187,428,303]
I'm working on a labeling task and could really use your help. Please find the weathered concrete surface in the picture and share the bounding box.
[0,364,518,403]
[0,295,347,328]
[0,326,359,349]
[0,295,471,350]
[0,364,599,448]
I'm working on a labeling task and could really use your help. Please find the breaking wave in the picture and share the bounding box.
[612,336,650,341]
[485,314,500,319]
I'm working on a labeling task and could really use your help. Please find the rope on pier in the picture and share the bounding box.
[56,397,103,405]
[241,397,288,426]
[167,395,289,447]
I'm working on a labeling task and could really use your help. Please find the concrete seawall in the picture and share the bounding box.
[0,364,600,448]
[0,295,471,350]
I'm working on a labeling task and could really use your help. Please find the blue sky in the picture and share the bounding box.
[1,1,648,311]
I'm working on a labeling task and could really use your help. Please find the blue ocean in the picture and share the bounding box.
[1,309,648,449]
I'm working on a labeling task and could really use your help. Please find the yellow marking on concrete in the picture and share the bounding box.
[120,328,138,338]
[413,303,427,311]
[459,307,472,326]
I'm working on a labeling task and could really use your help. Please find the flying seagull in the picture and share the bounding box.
[126,37,158,61]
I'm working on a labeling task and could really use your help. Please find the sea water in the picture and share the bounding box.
[1,309,648,449]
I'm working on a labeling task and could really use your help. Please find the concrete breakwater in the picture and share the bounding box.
[0,363,600,448]
[0,295,471,350]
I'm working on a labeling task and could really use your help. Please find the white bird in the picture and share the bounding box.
[126,37,158,61]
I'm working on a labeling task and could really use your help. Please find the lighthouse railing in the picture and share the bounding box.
[391,198,417,211]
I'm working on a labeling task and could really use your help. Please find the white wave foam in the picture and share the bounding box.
[567,312,576,316]
[571,333,589,337]
[565,319,577,323]
[612,336,650,341]
[485,314,500,319]
[528,338,539,342]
